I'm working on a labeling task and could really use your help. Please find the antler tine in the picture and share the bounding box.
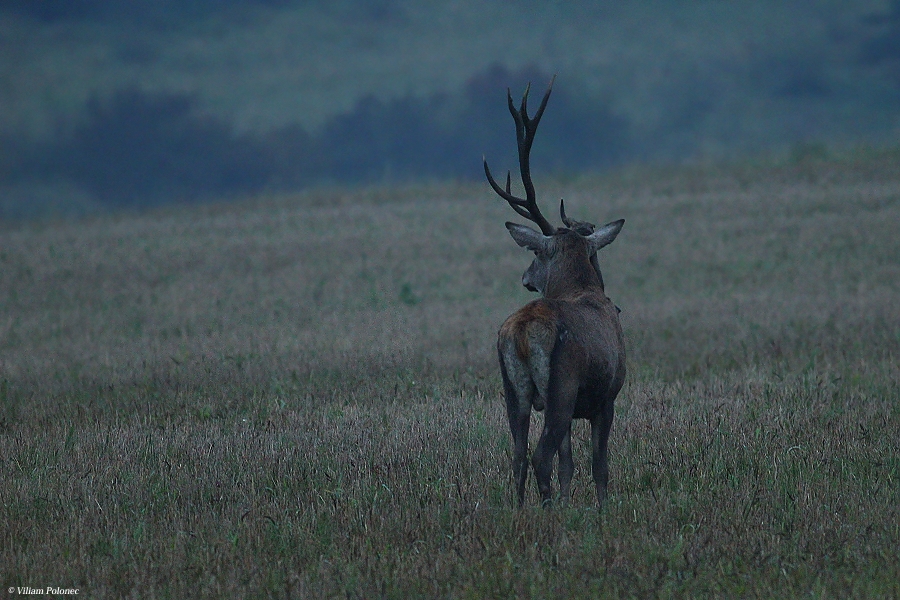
[560,197,573,228]
[510,76,555,154]
[560,198,597,235]
[484,76,557,235]
[483,159,537,222]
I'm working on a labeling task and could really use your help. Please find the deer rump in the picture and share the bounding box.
[498,293,625,420]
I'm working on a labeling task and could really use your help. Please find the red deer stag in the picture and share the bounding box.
[484,78,626,508]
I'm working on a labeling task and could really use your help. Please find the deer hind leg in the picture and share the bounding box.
[557,424,574,505]
[531,369,579,507]
[590,400,615,506]
[499,351,533,507]
[510,409,531,506]
[531,409,573,507]
[528,342,552,412]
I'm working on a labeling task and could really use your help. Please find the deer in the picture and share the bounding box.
[484,77,626,508]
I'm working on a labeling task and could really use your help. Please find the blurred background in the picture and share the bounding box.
[1,0,898,218]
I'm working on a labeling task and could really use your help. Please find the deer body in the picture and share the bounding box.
[484,80,626,507]
[499,292,624,421]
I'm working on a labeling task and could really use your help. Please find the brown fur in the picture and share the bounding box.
[498,300,557,361]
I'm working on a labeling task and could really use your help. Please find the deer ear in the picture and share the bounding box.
[505,222,548,252]
[587,219,624,252]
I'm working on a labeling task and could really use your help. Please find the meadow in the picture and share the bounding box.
[1,154,899,597]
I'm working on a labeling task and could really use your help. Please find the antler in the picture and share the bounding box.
[484,76,557,236]
[559,198,596,235]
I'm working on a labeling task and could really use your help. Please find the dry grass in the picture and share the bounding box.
[1,157,899,597]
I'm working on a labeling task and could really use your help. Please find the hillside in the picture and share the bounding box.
[2,0,900,216]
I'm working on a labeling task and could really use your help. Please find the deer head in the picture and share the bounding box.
[505,219,624,295]
[484,77,623,296]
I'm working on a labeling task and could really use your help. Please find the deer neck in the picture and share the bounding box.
[544,256,605,299]
[590,253,606,290]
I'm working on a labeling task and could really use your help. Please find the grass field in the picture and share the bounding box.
[1,154,899,597]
